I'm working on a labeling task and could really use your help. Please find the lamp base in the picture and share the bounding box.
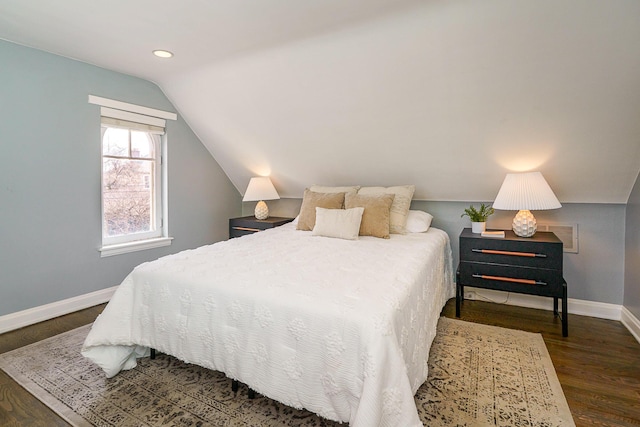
[512,210,537,237]
[254,200,269,220]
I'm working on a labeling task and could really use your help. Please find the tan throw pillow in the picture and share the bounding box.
[309,185,360,207]
[357,185,415,234]
[312,207,364,240]
[345,192,395,239]
[296,189,345,231]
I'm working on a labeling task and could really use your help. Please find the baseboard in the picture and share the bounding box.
[621,307,640,344]
[3,285,636,343]
[0,286,117,334]
[464,287,622,321]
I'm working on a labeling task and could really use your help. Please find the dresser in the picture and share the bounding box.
[229,216,294,239]
[456,228,568,336]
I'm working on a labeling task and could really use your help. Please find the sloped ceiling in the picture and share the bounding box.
[1,0,639,203]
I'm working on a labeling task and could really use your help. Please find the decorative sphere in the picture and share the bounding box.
[512,210,536,237]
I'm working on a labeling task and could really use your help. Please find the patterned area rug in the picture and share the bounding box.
[0,318,574,426]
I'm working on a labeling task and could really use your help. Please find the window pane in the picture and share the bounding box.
[131,131,154,158]
[102,127,129,156]
[103,158,154,237]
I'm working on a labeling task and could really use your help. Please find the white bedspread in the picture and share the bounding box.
[82,223,454,427]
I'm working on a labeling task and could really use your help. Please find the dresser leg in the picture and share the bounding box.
[562,281,568,337]
[456,269,462,317]
[553,297,559,316]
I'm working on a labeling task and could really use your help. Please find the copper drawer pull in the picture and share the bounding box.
[232,226,261,232]
[472,274,547,286]
[472,249,547,258]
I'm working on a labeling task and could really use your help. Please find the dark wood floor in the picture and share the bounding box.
[0,300,639,426]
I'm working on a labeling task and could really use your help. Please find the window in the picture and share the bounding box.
[101,124,161,243]
[89,96,176,257]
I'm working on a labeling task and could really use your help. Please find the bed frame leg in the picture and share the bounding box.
[232,380,239,393]
[150,348,156,359]
[248,388,256,399]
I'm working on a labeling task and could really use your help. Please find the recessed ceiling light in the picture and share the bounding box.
[153,50,173,58]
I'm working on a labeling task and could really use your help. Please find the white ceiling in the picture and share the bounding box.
[2,0,640,203]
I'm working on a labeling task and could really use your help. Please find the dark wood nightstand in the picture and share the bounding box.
[456,228,568,336]
[229,216,294,239]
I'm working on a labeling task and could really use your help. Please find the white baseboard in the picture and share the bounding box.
[621,307,640,344]
[3,285,638,345]
[464,287,622,321]
[0,286,117,334]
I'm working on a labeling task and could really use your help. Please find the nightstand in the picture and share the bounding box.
[456,228,568,336]
[229,216,294,239]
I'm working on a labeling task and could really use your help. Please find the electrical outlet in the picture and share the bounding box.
[464,291,475,299]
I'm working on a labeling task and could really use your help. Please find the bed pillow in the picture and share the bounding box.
[312,207,364,240]
[344,192,395,239]
[357,185,415,234]
[309,185,360,195]
[296,189,346,231]
[406,210,433,233]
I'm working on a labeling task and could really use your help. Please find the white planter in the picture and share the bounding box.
[471,222,486,234]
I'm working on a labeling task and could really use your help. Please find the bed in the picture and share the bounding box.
[82,218,454,426]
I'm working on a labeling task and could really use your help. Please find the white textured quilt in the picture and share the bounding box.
[82,223,454,426]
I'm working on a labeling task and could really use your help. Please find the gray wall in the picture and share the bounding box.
[0,41,241,317]
[624,173,640,318]
[254,199,626,305]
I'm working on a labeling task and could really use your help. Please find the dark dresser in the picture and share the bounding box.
[229,216,294,239]
[456,228,568,336]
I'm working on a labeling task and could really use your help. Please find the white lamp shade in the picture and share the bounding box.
[493,171,561,211]
[242,177,280,202]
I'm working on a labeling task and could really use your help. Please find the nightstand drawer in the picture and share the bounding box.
[459,262,563,296]
[460,237,562,270]
[229,226,261,238]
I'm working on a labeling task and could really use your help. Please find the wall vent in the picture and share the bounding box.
[538,223,578,253]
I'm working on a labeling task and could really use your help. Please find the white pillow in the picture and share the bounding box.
[406,210,433,233]
[312,207,364,240]
[357,185,415,234]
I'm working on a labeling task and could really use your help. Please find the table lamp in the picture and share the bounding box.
[492,171,561,237]
[243,177,280,220]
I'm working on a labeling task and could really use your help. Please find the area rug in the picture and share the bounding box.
[0,317,575,426]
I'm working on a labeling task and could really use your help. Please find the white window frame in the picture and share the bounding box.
[89,95,177,257]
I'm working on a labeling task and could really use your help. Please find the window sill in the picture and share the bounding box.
[99,237,173,257]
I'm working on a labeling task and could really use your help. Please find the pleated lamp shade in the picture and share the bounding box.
[493,171,561,237]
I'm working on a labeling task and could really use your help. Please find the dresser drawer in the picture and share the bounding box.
[229,227,259,238]
[460,236,562,270]
[459,262,563,297]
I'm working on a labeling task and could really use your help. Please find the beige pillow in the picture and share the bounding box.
[312,207,364,240]
[296,189,346,231]
[309,185,359,207]
[309,185,360,194]
[357,185,415,234]
[345,192,395,239]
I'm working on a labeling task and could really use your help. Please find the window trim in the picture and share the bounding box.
[91,95,177,257]
[99,236,174,257]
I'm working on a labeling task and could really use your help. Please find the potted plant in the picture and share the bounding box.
[461,203,495,233]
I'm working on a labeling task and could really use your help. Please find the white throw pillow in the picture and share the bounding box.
[312,207,364,240]
[406,210,433,233]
